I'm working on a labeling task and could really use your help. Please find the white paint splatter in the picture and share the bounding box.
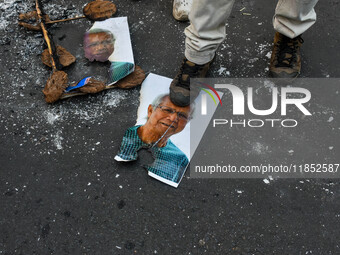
[103,91,128,107]
[248,58,259,64]
[263,79,275,88]
[53,131,63,150]
[45,110,61,125]
[252,142,267,154]
[217,67,229,76]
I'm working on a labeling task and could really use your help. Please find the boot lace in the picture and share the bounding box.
[177,60,203,89]
[276,35,304,68]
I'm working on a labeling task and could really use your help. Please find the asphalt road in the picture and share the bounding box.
[0,0,340,254]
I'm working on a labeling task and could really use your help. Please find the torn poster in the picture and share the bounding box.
[115,73,222,188]
[84,17,134,83]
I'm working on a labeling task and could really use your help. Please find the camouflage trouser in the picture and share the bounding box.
[184,0,319,65]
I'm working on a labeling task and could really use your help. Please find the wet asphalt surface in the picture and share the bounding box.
[0,0,340,254]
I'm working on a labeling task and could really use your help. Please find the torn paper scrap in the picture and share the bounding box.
[84,17,134,83]
[115,73,222,188]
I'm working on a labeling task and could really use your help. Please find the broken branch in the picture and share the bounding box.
[18,21,41,31]
[46,15,86,24]
[35,0,59,72]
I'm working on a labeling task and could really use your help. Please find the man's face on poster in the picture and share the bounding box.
[147,96,191,138]
[84,31,115,62]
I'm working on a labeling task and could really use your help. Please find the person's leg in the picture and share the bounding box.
[185,0,235,64]
[269,0,319,78]
[273,0,319,38]
[170,0,235,106]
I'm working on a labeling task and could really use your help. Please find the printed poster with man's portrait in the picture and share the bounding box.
[84,17,135,84]
[114,73,222,188]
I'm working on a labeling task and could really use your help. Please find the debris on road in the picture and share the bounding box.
[41,45,76,68]
[42,71,68,103]
[18,1,145,103]
[83,1,117,21]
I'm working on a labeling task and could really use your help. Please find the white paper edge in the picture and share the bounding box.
[148,171,179,188]
[114,155,133,162]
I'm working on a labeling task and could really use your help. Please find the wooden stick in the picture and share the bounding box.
[35,0,58,72]
[18,21,41,31]
[46,15,86,24]
[60,85,121,100]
